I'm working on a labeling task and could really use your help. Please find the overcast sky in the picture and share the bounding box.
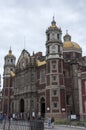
[0,0,86,87]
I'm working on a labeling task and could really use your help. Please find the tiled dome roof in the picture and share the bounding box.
[63,41,82,51]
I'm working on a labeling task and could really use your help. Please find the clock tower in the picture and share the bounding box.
[45,18,66,118]
[3,48,16,114]
[46,17,63,60]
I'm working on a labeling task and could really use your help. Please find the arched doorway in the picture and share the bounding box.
[40,97,45,117]
[20,99,24,112]
[20,99,24,119]
[11,102,14,113]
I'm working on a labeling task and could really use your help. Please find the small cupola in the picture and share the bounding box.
[4,47,16,65]
[63,30,71,42]
[51,16,57,28]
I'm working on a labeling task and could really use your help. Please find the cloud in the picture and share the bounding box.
[0,0,86,88]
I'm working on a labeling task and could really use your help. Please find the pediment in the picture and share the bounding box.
[16,49,30,70]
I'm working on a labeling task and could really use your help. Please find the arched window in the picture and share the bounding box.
[57,34,59,39]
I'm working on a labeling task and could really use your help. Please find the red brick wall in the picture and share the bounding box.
[82,96,86,113]
[81,79,85,95]
[46,62,50,73]
[46,89,50,112]
[46,75,50,86]
[81,78,86,113]
[60,89,66,112]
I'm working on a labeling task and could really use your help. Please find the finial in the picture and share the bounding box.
[10,46,11,51]
[53,16,55,21]
[66,30,68,34]
[9,46,12,54]
[51,16,56,27]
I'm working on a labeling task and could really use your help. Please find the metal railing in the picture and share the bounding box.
[0,119,44,130]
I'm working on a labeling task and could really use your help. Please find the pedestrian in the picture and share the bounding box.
[0,113,3,123]
[37,112,41,120]
[28,115,30,121]
[51,117,54,128]
[48,117,51,127]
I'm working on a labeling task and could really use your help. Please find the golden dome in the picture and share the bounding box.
[63,41,82,51]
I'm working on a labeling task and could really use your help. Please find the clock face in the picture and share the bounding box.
[50,45,56,53]
[52,45,55,49]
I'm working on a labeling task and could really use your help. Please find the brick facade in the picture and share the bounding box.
[2,19,86,121]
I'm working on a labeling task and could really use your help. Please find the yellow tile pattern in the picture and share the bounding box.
[63,41,81,50]
[37,60,46,67]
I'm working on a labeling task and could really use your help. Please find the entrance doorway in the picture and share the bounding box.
[40,97,45,117]
[20,99,24,119]
[20,99,24,112]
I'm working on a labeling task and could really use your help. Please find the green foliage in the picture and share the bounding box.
[55,119,86,127]
[55,119,70,125]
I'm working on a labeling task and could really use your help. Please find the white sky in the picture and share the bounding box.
[0,0,86,88]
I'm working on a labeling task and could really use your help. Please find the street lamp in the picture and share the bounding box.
[47,107,50,111]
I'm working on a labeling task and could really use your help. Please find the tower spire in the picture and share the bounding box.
[51,16,56,27]
[66,29,68,34]
[9,46,12,54]
[10,46,11,51]
[53,16,55,21]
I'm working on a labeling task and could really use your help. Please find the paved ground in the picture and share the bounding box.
[45,124,86,130]
[45,125,86,130]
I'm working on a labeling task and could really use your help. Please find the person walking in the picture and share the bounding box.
[51,117,54,128]
[48,117,51,127]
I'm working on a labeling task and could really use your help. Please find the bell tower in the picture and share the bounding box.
[4,48,16,75]
[45,18,66,118]
[46,16,63,60]
[3,48,16,114]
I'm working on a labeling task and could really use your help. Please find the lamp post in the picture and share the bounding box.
[47,107,50,115]
[47,107,50,111]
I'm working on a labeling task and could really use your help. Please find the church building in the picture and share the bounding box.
[2,18,86,121]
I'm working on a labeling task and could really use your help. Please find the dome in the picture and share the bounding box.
[63,41,82,51]
[5,48,16,59]
[63,31,82,52]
